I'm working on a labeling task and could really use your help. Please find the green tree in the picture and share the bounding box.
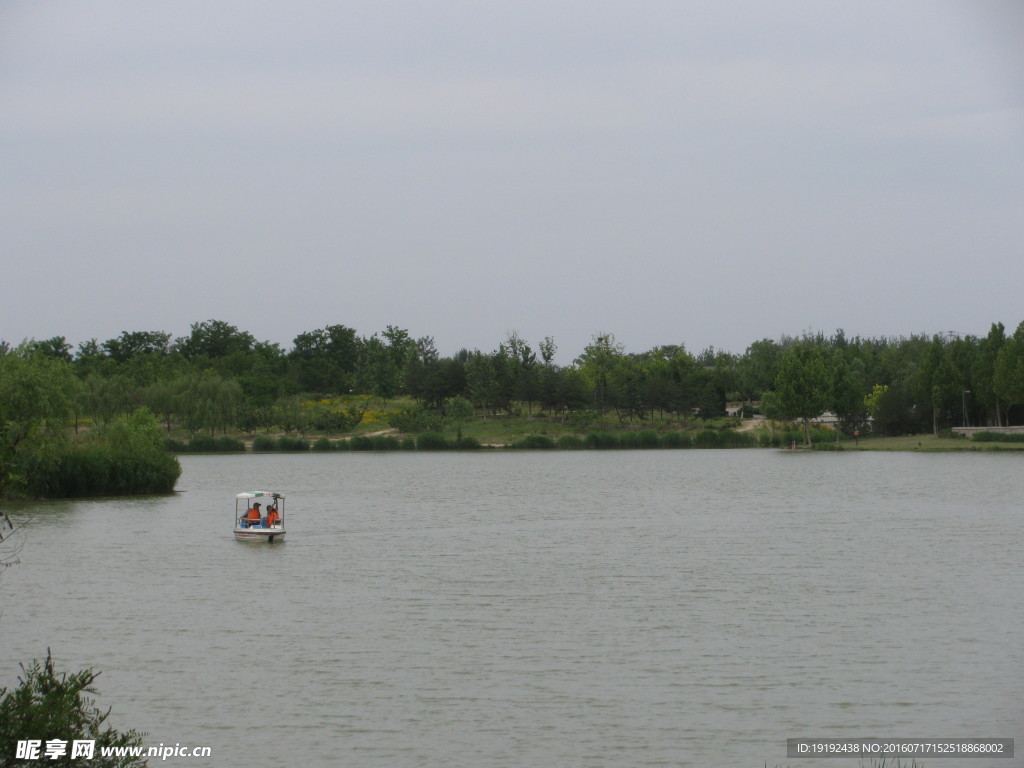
[81,375,136,426]
[172,372,243,436]
[445,395,475,442]
[464,352,499,413]
[174,319,255,362]
[772,343,830,445]
[405,337,452,409]
[501,332,539,415]
[102,331,172,363]
[913,336,961,435]
[359,335,403,407]
[94,407,168,455]
[691,367,725,423]
[237,341,290,408]
[537,337,563,415]
[608,354,645,424]
[972,322,1006,426]
[864,384,888,423]
[994,321,1024,423]
[575,334,623,417]
[737,338,784,405]
[141,380,178,433]
[0,352,78,496]
[829,349,866,440]
[73,340,116,380]
[664,347,698,423]
[25,336,74,362]
[639,350,675,421]
[870,380,924,436]
[289,324,361,394]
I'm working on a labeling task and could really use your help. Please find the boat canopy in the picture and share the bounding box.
[236,491,285,500]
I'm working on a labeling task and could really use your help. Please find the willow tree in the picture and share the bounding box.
[172,372,243,436]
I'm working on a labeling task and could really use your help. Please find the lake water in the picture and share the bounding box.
[2,450,1022,767]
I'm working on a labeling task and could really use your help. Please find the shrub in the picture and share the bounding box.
[308,406,363,433]
[186,434,218,452]
[388,408,444,434]
[511,435,555,450]
[165,435,247,453]
[312,437,335,452]
[416,432,449,450]
[182,435,244,453]
[349,435,374,451]
[810,428,833,444]
[810,442,845,451]
[636,430,660,448]
[716,429,756,448]
[371,435,401,451]
[275,436,309,452]
[252,435,276,452]
[584,431,620,449]
[401,437,417,451]
[660,431,691,448]
[23,409,181,497]
[557,435,584,450]
[693,429,720,448]
[0,651,148,767]
[454,435,482,449]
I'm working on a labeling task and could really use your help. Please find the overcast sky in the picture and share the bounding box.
[2,1,1022,362]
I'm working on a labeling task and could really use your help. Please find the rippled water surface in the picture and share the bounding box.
[3,451,1022,767]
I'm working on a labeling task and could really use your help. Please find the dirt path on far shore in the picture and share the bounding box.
[736,418,767,432]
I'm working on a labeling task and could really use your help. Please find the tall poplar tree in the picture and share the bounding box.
[772,343,830,445]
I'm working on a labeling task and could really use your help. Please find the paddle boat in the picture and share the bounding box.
[234,491,286,542]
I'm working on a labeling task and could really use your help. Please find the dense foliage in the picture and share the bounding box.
[0,651,147,767]
[0,348,181,498]
[4,319,1024,460]
[20,409,180,498]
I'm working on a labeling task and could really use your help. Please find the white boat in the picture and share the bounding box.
[234,491,286,542]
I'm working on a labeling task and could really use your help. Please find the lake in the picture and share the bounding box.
[2,450,1022,767]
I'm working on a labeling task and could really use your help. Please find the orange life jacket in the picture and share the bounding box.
[245,507,261,521]
[266,510,280,526]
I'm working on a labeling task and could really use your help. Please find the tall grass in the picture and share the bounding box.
[251,435,309,451]
[20,408,182,498]
[416,432,450,450]
[167,435,245,453]
[24,445,181,497]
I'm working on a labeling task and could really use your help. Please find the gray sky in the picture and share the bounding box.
[3,1,1023,362]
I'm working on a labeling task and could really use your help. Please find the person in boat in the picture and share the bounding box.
[243,502,261,527]
[266,503,280,527]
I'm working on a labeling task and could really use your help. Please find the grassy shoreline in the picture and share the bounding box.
[838,433,1024,452]
[167,424,1024,454]
[137,393,1024,453]
[154,395,1024,452]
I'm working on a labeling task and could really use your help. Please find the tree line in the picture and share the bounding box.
[4,318,1024,448]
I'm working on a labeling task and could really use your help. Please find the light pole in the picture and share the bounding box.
[963,390,970,427]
